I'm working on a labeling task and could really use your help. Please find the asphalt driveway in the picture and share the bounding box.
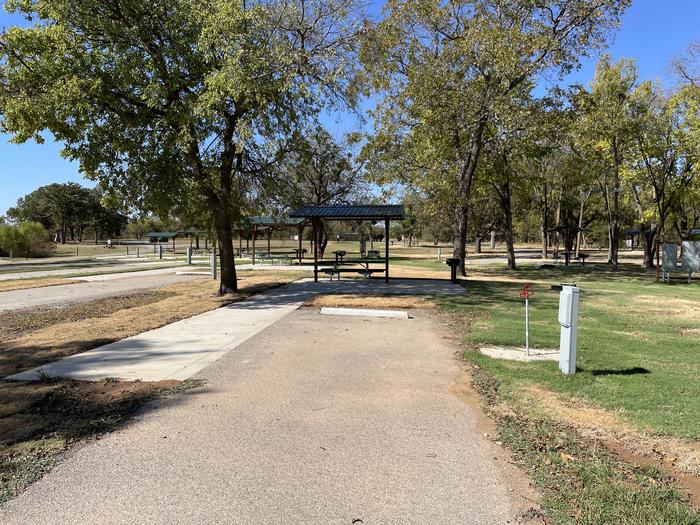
[1,307,527,523]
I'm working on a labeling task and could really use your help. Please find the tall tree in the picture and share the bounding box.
[361,0,629,275]
[0,0,362,293]
[262,125,365,255]
[573,57,638,270]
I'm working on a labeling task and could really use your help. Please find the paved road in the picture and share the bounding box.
[0,270,199,312]
[0,259,180,281]
[0,307,523,524]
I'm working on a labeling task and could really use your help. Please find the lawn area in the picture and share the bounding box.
[442,263,699,440]
[433,262,700,523]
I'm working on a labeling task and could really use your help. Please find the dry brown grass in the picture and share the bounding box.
[0,271,304,378]
[524,385,700,478]
[0,278,74,293]
[592,295,700,323]
[305,293,435,309]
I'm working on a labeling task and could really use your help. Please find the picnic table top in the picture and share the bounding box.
[319,258,385,265]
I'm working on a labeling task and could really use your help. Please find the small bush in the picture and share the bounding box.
[0,222,53,258]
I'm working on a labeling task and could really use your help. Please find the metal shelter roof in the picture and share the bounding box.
[233,216,305,231]
[145,231,178,239]
[289,205,404,221]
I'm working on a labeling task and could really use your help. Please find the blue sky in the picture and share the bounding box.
[1,0,699,215]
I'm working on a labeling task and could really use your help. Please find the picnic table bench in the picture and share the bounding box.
[555,251,589,266]
[320,258,386,282]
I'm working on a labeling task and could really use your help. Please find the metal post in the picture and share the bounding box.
[298,224,303,265]
[525,296,530,358]
[187,246,192,265]
[252,225,257,265]
[211,252,217,279]
[384,217,390,283]
[126,246,129,256]
[558,285,580,375]
[136,247,140,258]
[158,245,163,260]
[312,218,319,282]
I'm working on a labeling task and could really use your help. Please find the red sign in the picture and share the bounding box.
[519,283,534,300]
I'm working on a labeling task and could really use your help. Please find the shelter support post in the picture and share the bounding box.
[298,224,303,265]
[312,218,320,282]
[252,225,257,265]
[385,217,390,283]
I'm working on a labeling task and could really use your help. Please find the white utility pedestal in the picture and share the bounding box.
[558,285,580,375]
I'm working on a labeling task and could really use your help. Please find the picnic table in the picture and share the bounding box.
[320,258,386,282]
[560,251,588,266]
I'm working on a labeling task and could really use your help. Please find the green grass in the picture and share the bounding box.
[440,264,700,440]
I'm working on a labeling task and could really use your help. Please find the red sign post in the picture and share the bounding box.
[519,284,534,356]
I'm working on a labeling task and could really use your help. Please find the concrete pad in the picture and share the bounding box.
[479,345,559,362]
[320,307,409,319]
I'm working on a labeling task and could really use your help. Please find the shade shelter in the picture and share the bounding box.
[233,216,306,264]
[289,204,404,283]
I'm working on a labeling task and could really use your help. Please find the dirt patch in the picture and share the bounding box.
[0,378,179,445]
[0,278,74,293]
[524,384,700,506]
[0,289,174,341]
[304,294,435,310]
[680,328,700,336]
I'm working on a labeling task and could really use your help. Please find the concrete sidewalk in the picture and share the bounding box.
[0,307,524,524]
[6,278,466,382]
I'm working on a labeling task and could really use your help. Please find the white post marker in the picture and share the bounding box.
[558,285,580,375]
[437,247,442,261]
[210,252,217,280]
[519,284,533,357]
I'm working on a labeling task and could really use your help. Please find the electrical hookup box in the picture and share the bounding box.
[558,285,580,375]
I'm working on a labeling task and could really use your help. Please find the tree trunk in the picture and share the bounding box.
[214,206,238,294]
[475,236,482,254]
[540,186,549,259]
[610,147,621,270]
[498,173,516,270]
[575,189,591,258]
[452,117,486,276]
[503,202,516,270]
[319,222,328,258]
[553,193,561,259]
[94,228,99,245]
[642,225,658,269]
